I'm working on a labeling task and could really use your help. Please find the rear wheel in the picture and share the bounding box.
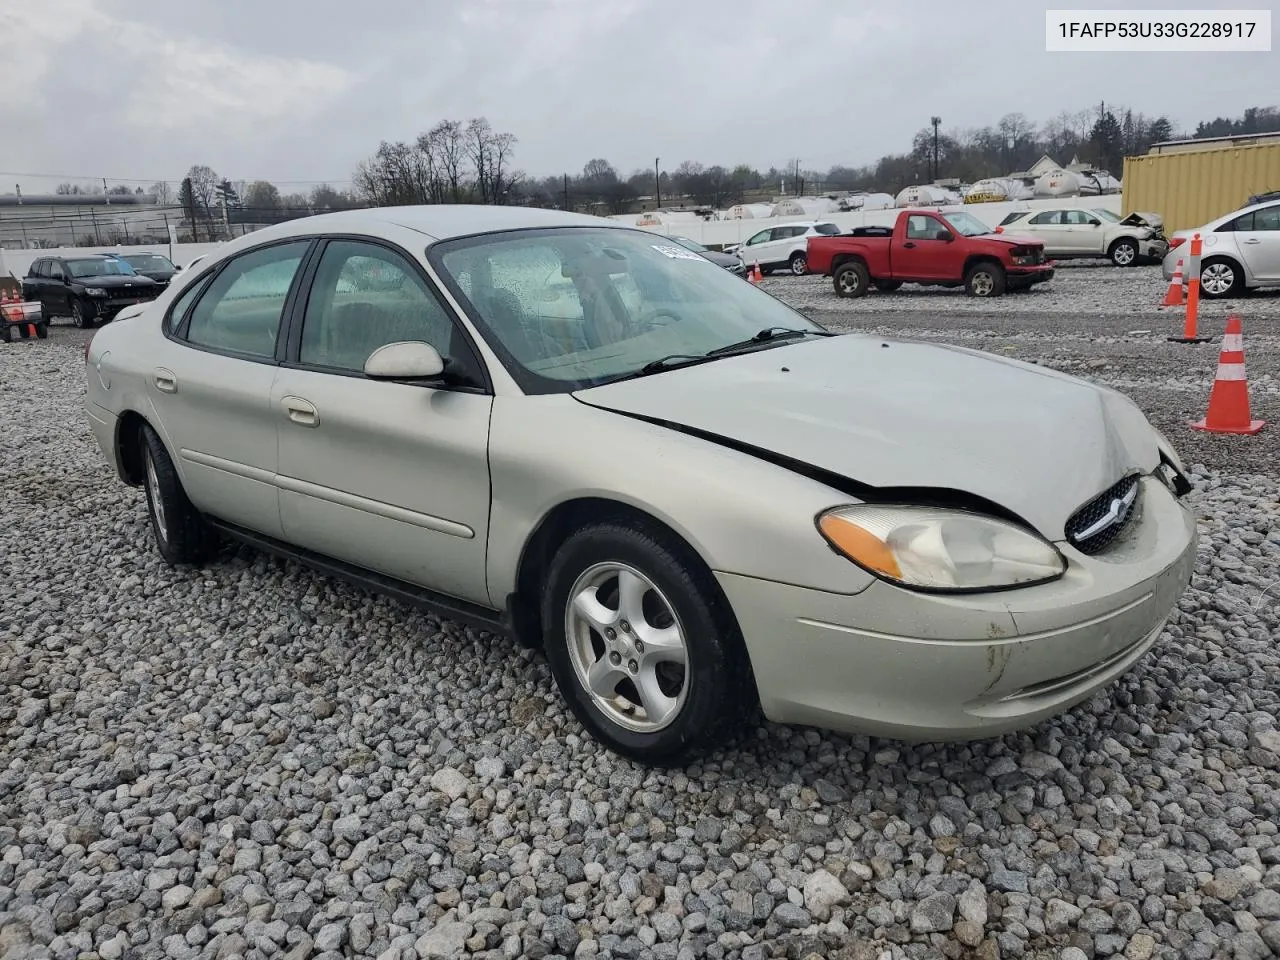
[1,325,12,344]
[541,522,754,765]
[788,252,808,276]
[833,261,870,298]
[140,423,220,566]
[964,262,1006,298]
[35,323,48,339]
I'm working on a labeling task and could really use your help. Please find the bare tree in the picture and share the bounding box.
[150,181,173,205]
[427,120,466,202]
[186,165,220,225]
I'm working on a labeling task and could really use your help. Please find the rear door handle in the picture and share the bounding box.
[283,396,319,427]
[154,368,177,393]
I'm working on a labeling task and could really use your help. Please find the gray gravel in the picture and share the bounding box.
[3,266,1280,960]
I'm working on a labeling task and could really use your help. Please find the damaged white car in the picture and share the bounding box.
[997,208,1168,266]
[84,206,1197,764]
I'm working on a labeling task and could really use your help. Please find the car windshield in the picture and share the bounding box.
[671,236,707,253]
[66,258,137,278]
[941,212,992,237]
[121,254,175,270]
[1093,209,1120,223]
[812,223,841,235]
[432,227,826,394]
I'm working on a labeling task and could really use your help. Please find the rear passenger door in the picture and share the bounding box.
[271,237,495,606]
[149,239,314,538]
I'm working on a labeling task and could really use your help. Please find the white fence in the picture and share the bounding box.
[610,194,1127,248]
[0,194,1131,280]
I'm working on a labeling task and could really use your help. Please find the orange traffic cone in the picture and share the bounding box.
[751,261,763,283]
[1161,259,1185,308]
[1190,316,1264,435]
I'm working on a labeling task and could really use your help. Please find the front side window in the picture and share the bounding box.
[184,241,309,359]
[745,230,770,246]
[299,240,462,374]
[432,227,825,394]
[906,215,940,239]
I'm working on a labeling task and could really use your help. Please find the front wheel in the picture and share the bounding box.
[833,261,870,298]
[140,424,221,566]
[1199,258,1242,299]
[541,522,754,765]
[71,299,94,329]
[789,253,808,276]
[964,262,1007,297]
[35,323,49,339]
[1109,238,1139,267]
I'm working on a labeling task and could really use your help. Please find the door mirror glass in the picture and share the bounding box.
[1087,217,1101,226]
[363,340,445,380]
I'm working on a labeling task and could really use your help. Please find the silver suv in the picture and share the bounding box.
[1161,198,1280,298]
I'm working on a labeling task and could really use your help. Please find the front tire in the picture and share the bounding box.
[35,323,49,339]
[964,262,1006,297]
[788,252,808,276]
[541,522,754,765]
[71,299,94,329]
[833,261,870,298]
[140,424,220,566]
[1109,238,1139,267]
[1199,258,1243,299]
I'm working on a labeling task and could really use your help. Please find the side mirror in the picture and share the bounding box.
[363,341,445,381]
[936,230,955,242]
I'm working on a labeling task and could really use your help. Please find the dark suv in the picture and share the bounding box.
[22,254,164,328]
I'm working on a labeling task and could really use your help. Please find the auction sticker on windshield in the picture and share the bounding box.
[652,244,705,261]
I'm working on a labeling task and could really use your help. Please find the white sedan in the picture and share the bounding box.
[83,205,1197,764]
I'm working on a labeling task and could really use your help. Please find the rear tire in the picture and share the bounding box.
[140,423,220,566]
[833,261,870,298]
[1,325,12,344]
[35,323,48,339]
[541,521,755,766]
[964,262,1006,298]
[788,252,808,276]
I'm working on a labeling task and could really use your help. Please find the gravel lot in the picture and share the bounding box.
[3,264,1280,960]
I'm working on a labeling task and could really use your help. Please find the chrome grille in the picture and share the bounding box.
[1065,475,1141,555]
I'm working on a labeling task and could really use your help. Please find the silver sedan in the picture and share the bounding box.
[85,206,1197,765]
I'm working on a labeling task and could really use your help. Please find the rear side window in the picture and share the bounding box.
[28,259,45,278]
[813,223,840,236]
[1253,206,1280,231]
[165,277,209,335]
[184,241,309,359]
[1029,211,1059,225]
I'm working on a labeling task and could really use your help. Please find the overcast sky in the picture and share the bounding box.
[4,0,1276,194]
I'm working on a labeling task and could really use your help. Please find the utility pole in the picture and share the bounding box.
[931,116,941,181]
[563,174,569,211]
[654,158,661,209]
[90,207,101,246]
[103,177,110,204]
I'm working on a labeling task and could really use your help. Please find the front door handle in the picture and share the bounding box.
[903,241,916,249]
[283,396,319,427]
[154,368,177,394]
[1242,238,1261,244]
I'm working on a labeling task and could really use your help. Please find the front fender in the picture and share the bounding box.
[484,395,877,605]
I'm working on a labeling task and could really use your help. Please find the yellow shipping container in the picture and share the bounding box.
[1122,142,1280,234]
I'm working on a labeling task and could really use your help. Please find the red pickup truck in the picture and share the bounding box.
[806,209,1054,298]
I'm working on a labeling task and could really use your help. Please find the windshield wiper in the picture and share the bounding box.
[638,353,709,375]
[705,326,831,357]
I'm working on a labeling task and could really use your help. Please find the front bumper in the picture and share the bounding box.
[717,475,1196,741]
[1140,238,1169,261]
[1010,265,1055,284]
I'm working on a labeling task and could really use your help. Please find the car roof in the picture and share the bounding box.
[235,204,624,245]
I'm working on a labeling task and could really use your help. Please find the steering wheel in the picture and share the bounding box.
[635,306,685,330]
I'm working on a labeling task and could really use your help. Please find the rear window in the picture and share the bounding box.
[999,213,1027,227]
[812,223,841,236]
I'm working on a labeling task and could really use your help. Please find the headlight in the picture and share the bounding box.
[817,505,1066,592]
[85,287,107,296]
[1152,427,1185,473]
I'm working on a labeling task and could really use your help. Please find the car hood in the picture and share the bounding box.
[1120,211,1163,231]
[572,334,1162,539]
[130,269,174,282]
[79,275,160,288]
[701,251,742,268]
